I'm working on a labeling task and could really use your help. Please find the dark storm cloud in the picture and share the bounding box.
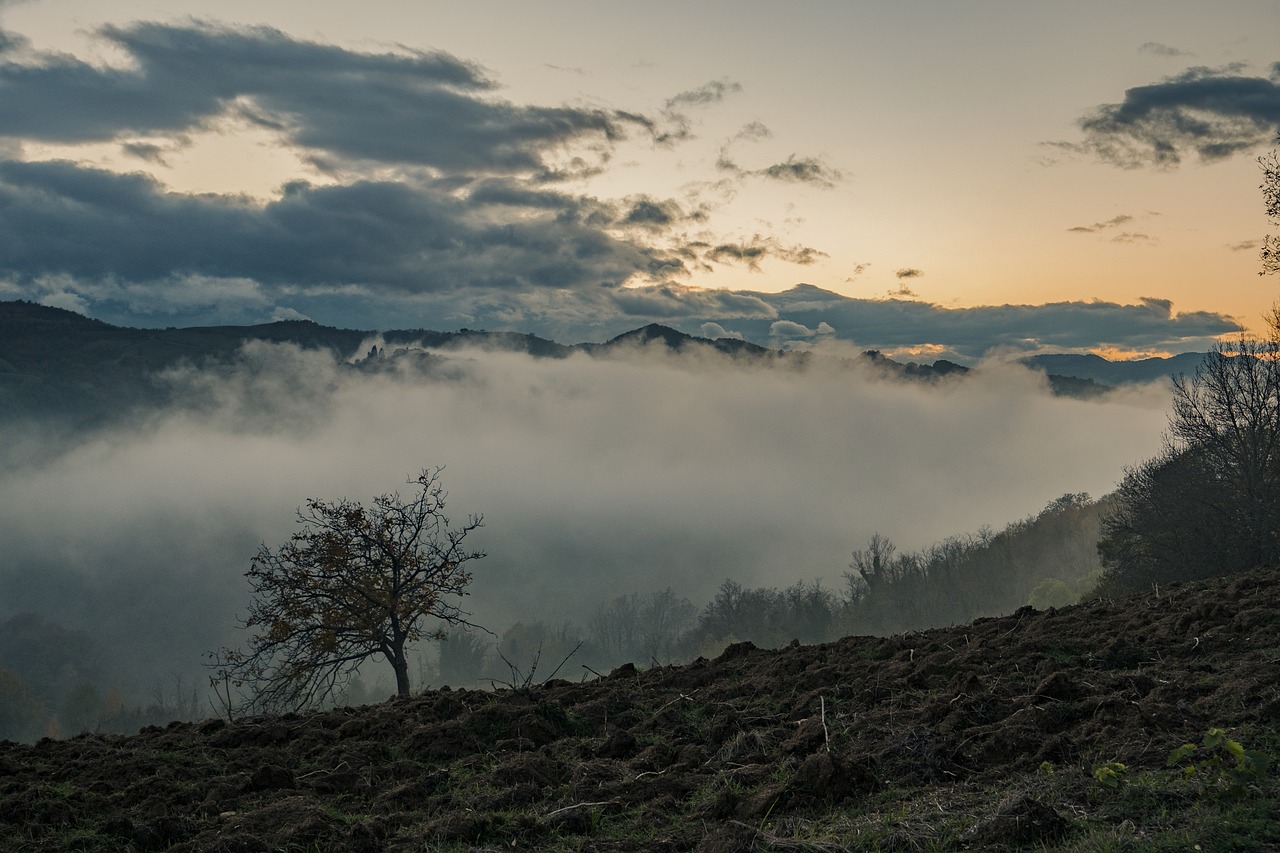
[0,20,638,175]
[1074,63,1280,167]
[0,160,669,298]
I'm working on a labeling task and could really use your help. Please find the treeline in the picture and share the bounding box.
[1099,332,1280,591]
[1,493,1106,737]
[420,493,1106,690]
[0,613,203,742]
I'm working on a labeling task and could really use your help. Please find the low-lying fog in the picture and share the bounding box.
[0,341,1171,691]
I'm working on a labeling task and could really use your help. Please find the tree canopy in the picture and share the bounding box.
[211,468,485,714]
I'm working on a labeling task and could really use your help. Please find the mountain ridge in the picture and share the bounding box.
[0,300,1194,429]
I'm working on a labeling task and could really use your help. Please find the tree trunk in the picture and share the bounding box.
[391,647,411,697]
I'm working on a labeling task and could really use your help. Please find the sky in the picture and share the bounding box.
[0,0,1277,360]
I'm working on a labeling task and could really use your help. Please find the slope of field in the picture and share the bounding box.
[2,568,1278,851]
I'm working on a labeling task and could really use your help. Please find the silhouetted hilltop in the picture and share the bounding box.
[583,323,789,362]
[0,301,1162,430]
[1023,351,1207,385]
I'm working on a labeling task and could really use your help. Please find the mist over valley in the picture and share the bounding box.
[0,305,1176,715]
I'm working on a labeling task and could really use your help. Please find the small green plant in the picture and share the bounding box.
[1167,728,1271,800]
[1038,760,1055,777]
[1093,760,1127,789]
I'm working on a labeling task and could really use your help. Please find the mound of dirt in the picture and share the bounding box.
[2,568,1277,851]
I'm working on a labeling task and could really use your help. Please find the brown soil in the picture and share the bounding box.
[2,569,1278,851]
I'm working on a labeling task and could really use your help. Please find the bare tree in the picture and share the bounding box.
[1261,139,1279,277]
[1099,143,1280,589]
[1101,334,1280,588]
[847,533,897,593]
[210,468,485,714]
[1173,337,1280,560]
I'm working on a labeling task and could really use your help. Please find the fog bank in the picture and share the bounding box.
[0,342,1171,689]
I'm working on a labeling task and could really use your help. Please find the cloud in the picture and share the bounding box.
[1110,232,1157,245]
[665,79,742,112]
[698,321,741,340]
[717,151,844,188]
[653,79,743,145]
[715,120,843,188]
[1068,214,1134,233]
[1229,239,1260,251]
[0,20,651,178]
[726,286,1240,360]
[0,160,674,310]
[1072,63,1280,167]
[119,141,172,165]
[732,121,772,143]
[0,340,1173,690]
[757,155,842,188]
[894,268,924,279]
[617,195,707,231]
[678,235,828,272]
[1139,42,1193,58]
[768,319,819,338]
[0,19,841,326]
[331,283,1240,359]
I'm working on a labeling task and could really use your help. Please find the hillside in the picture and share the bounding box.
[0,301,1137,431]
[2,567,1276,851]
[1023,353,1208,386]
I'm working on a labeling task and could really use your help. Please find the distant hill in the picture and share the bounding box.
[0,301,571,427]
[1023,352,1207,385]
[0,301,1152,430]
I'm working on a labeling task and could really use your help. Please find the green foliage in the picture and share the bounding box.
[1029,578,1075,610]
[1093,760,1128,789]
[1167,728,1272,800]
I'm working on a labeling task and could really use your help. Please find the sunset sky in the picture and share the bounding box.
[1,0,1278,361]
